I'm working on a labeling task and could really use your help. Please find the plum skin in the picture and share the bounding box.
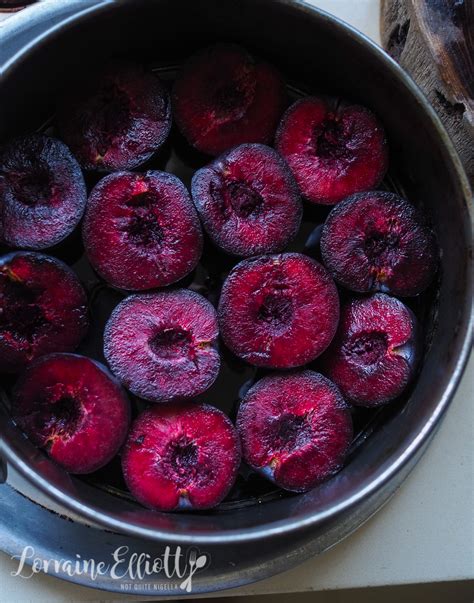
[320,293,420,407]
[12,353,131,474]
[104,289,220,403]
[320,191,438,296]
[237,370,353,492]
[0,134,87,249]
[0,251,89,373]
[218,253,340,368]
[191,143,302,257]
[122,403,241,511]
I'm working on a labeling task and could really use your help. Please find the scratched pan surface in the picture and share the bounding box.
[0,0,472,595]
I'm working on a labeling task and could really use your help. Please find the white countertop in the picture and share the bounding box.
[0,1,472,600]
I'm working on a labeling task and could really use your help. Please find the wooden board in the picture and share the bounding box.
[381,0,473,183]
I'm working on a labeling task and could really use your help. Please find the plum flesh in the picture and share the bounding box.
[83,170,202,290]
[192,143,302,256]
[237,371,353,492]
[104,289,220,402]
[0,252,89,373]
[122,403,241,511]
[57,61,171,172]
[276,96,388,204]
[12,353,131,474]
[218,253,339,368]
[321,293,420,406]
[173,44,287,156]
[0,134,87,249]
[320,191,438,296]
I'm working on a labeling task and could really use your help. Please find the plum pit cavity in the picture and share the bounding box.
[149,327,192,360]
[226,181,263,218]
[124,192,164,249]
[10,169,53,207]
[313,115,350,160]
[213,78,252,118]
[257,291,293,330]
[271,413,312,453]
[165,437,198,483]
[43,394,82,439]
[343,331,388,366]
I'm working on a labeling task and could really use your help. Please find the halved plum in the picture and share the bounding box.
[0,252,89,373]
[320,191,438,296]
[104,290,220,402]
[173,44,287,155]
[57,61,171,171]
[275,96,388,204]
[218,253,339,368]
[12,353,131,474]
[83,171,202,290]
[122,403,241,511]
[320,293,419,406]
[0,134,87,249]
[191,144,302,256]
[237,371,353,492]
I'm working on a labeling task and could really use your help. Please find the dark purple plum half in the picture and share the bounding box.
[218,253,339,368]
[191,143,302,256]
[320,293,420,407]
[122,403,241,511]
[12,353,131,474]
[57,61,171,172]
[83,171,202,290]
[104,290,220,402]
[320,191,438,296]
[0,134,86,249]
[0,252,89,373]
[173,44,287,156]
[237,371,353,492]
[276,96,388,204]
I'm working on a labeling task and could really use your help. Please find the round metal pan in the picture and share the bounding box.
[0,0,472,594]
